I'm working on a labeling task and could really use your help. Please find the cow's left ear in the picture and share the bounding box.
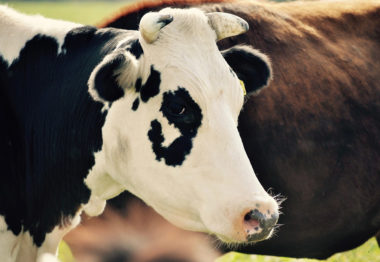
[88,50,139,103]
[222,46,272,95]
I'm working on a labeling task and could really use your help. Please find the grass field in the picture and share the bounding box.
[2,1,380,261]
[2,1,133,25]
[217,238,380,262]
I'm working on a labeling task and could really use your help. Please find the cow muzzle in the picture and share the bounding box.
[243,208,279,242]
[203,195,280,244]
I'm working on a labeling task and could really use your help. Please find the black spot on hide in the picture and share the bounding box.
[147,88,202,166]
[148,120,193,166]
[127,39,143,59]
[135,78,142,92]
[160,88,202,136]
[140,66,161,103]
[132,98,140,111]
[118,38,144,59]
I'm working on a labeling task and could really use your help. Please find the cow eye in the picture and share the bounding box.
[160,88,200,127]
[167,101,186,117]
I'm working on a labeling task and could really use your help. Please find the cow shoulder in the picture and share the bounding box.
[0,18,133,246]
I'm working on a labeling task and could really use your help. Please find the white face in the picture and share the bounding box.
[89,8,279,244]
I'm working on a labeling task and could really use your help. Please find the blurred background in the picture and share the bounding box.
[0,0,379,262]
[2,0,132,25]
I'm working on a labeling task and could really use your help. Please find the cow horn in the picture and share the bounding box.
[139,13,173,44]
[206,12,249,41]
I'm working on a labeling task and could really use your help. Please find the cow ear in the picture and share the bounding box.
[88,50,139,103]
[222,46,272,95]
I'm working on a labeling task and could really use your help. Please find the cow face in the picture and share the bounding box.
[87,8,278,244]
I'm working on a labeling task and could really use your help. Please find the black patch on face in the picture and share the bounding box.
[140,66,161,103]
[0,26,129,246]
[147,87,202,166]
[160,88,202,135]
[135,78,142,92]
[93,52,125,101]
[126,39,143,59]
[132,98,140,111]
[148,120,194,166]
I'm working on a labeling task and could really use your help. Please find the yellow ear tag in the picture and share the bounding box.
[239,79,246,96]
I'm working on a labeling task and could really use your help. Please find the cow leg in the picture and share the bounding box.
[376,231,380,247]
[36,213,81,262]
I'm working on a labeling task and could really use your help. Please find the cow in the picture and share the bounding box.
[98,0,380,259]
[0,5,280,262]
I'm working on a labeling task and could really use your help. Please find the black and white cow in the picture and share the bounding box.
[0,5,279,261]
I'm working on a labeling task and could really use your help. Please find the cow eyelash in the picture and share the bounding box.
[167,101,186,117]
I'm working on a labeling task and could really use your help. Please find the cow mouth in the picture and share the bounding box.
[247,227,275,242]
[214,228,274,246]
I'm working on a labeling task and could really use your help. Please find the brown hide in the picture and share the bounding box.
[92,0,380,259]
[97,0,230,28]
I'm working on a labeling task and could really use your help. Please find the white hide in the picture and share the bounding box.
[86,8,278,244]
[0,214,81,262]
[0,216,22,262]
[0,5,80,64]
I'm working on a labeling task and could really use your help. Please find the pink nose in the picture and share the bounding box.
[243,209,279,241]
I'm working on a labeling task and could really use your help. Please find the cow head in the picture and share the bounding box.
[86,8,278,244]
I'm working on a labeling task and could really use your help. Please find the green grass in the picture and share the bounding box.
[4,2,379,261]
[58,241,75,262]
[217,238,380,262]
[1,1,133,25]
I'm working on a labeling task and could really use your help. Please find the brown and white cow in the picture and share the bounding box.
[87,0,380,259]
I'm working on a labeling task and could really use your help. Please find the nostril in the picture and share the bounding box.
[243,208,279,241]
[243,210,260,233]
[246,209,265,222]
[243,209,278,231]
[244,212,260,228]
